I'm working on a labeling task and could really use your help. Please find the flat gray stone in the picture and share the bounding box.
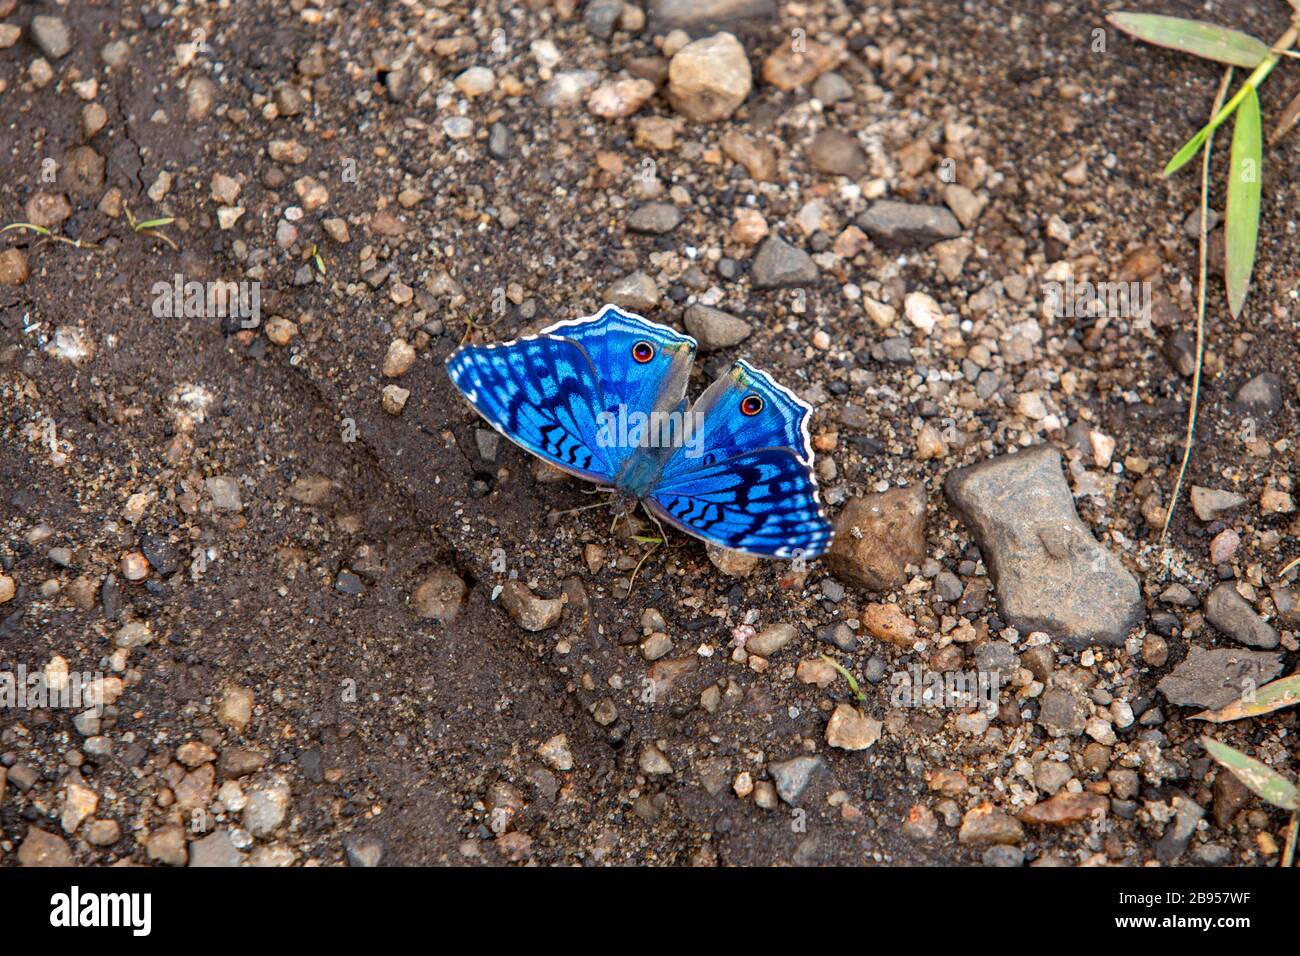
[808,128,867,177]
[944,444,1143,647]
[1204,584,1279,649]
[628,202,681,234]
[584,0,625,39]
[683,304,751,350]
[648,0,776,35]
[1156,646,1285,710]
[751,235,818,289]
[856,200,961,247]
[1190,485,1247,522]
[604,271,659,312]
[205,475,243,512]
[188,829,246,867]
[1233,372,1283,414]
[30,15,72,60]
[768,755,822,805]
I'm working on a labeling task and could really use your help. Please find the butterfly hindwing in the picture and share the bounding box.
[647,447,833,558]
[446,334,616,483]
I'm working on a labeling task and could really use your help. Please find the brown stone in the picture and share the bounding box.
[861,602,918,648]
[824,484,926,590]
[1019,791,1108,825]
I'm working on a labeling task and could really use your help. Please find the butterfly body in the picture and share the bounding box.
[446,305,833,559]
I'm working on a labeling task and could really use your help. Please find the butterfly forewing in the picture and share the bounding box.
[541,306,697,436]
[446,334,616,483]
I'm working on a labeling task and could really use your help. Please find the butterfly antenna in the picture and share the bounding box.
[457,311,505,347]
[548,500,610,525]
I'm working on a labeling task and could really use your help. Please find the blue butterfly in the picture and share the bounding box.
[445,305,833,558]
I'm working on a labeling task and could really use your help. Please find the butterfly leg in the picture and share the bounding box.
[639,501,669,546]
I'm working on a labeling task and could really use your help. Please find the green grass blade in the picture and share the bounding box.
[1192,673,1300,722]
[1165,82,1248,175]
[1108,13,1269,68]
[1203,737,1299,811]
[1225,86,1262,317]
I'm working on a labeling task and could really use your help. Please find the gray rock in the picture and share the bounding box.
[584,0,625,39]
[768,755,822,805]
[1233,372,1282,414]
[972,641,1017,679]
[242,775,291,837]
[628,202,681,234]
[874,337,912,364]
[345,834,385,867]
[943,444,1143,647]
[808,128,866,177]
[1038,686,1088,737]
[1192,843,1232,866]
[488,122,512,161]
[1156,646,1284,709]
[981,845,1024,867]
[648,0,776,36]
[751,236,818,289]
[1190,486,1246,522]
[205,475,243,512]
[30,15,72,60]
[747,623,796,657]
[683,304,751,350]
[1162,330,1196,377]
[538,70,600,109]
[101,39,131,68]
[1270,585,1300,626]
[1160,583,1198,607]
[188,829,246,867]
[1156,793,1204,863]
[856,200,961,247]
[475,428,499,463]
[934,570,964,602]
[1204,584,1278,649]
[604,271,659,312]
[811,71,852,104]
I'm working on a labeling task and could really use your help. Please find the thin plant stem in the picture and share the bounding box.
[1162,67,1234,542]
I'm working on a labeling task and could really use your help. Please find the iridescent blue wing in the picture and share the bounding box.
[659,359,814,483]
[541,306,696,450]
[446,335,617,483]
[646,447,833,558]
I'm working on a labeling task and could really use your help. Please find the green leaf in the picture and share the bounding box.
[821,654,866,702]
[1,221,52,236]
[1108,13,1269,68]
[134,217,175,230]
[1225,86,1262,317]
[1203,737,1299,811]
[1165,50,1281,176]
[1192,673,1300,722]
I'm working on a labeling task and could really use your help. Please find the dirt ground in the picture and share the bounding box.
[1,0,1297,866]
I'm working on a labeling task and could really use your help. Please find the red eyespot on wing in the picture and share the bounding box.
[740,394,764,416]
[631,340,655,363]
